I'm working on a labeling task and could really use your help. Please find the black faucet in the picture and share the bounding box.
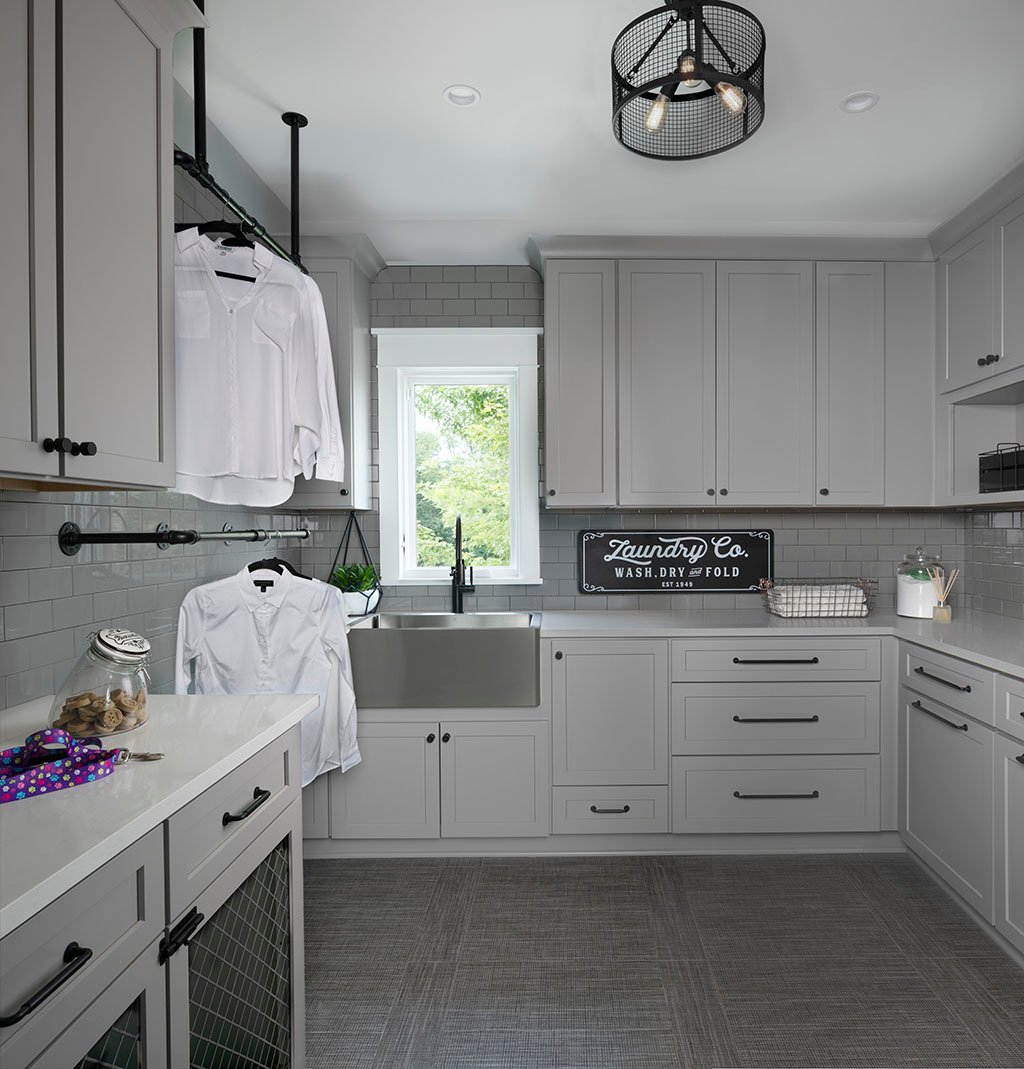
[450,514,476,613]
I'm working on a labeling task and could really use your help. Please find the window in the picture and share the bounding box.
[376,330,541,586]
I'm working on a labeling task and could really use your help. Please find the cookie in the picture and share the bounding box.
[99,706,124,731]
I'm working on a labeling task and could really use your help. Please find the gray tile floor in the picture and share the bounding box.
[303,854,1024,1069]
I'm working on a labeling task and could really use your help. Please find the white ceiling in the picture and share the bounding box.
[177,0,1024,264]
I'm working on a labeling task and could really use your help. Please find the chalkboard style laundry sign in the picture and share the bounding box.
[578,530,773,594]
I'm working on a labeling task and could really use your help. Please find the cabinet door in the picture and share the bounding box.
[302,774,330,839]
[329,722,440,838]
[900,688,994,919]
[59,0,175,485]
[618,261,716,506]
[286,259,372,509]
[440,720,549,837]
[0,0,58,477]
[543,260,617,507]
[552,639,669,786]
[995,193,1024,379]
[993,733,1024,956]
[815,262,885,505]
[716,262,814,505]
[26,943,167,1069]
[938,221,996,393]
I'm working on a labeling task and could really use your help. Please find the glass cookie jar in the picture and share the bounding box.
[50,628,151,739]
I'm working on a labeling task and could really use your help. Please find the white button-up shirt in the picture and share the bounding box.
[304,275,345,484]
[174,229,339,506]
[174,566,360,785]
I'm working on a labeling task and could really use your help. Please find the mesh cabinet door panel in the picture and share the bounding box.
[188,840,292,1069]
[75,1000,142,1069]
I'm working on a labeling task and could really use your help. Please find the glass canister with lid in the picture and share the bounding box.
[50,628,151,739]
[897,546,943,619]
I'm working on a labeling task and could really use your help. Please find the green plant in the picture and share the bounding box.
[329,562,378,593]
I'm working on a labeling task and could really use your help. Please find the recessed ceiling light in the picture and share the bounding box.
[840,91,879,114]
[443,84,481,107]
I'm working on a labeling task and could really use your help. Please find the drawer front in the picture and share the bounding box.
[167,726,300,920]
[671,638,881,682]
[671,755,880,833]
[671,683,881,755]
[0,828,163,1066]
[551,786,669,834]
[900,643,995,725]
[996,674,1024,744]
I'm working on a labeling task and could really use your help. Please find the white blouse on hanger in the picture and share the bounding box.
[174,564,360,786]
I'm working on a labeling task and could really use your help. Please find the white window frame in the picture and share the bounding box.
[375,329,542,586]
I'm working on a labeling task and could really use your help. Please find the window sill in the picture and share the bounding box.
[383,578,545,588]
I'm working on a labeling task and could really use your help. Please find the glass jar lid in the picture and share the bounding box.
[91,627,151,666]
[901,545,940,566]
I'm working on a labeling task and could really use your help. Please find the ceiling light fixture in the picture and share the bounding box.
[612,1,766,160]
[840,91,879,113]
[443,84,481,107]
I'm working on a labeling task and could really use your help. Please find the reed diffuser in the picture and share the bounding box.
[928,566,959,622]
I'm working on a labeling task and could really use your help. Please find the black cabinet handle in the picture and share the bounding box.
[819,488,829,496]
[911,699,968,732]
[426,733,436,743]
[733,656,819,665]
[733,790,819,800]
[222,786,271,826]
[0,942,92,1027]
[441,732,451,743]
[43,436,73,454]
[590,805,630,814]
[733,715,819,723]
[913,665,971,692]
[555,651,563,660]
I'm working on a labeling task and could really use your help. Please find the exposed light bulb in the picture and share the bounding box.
[715,81,746,114]
[678,54,701,88]
[644,93,670,133]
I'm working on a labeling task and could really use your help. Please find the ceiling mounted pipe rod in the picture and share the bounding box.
[56,522,309,557]
[282,112,308,266]
[191,0,207,169]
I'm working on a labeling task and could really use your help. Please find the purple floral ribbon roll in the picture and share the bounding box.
[0,727,125,804]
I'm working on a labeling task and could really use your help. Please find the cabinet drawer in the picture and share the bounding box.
[671,638,881,682]
[167,726,300,920]
[671,683,881,755]
[0,828,163,1067]
[996,674,1024,744]
[551,786,669,834]
[671,755,880,833]
[900,643,995,725]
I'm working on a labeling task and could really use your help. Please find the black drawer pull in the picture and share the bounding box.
[733,657,820,665]
[911,699,968,732]
[913,665,971,693]
[733,715,820,723]
[0,942,92,1027]
[733,790,819,800]
[222,786,271,826]
[590,805,631,814]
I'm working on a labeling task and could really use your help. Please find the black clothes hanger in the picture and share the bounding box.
[248,557,312,580]
[174,220,258,283]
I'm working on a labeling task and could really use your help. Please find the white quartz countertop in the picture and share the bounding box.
[0,693,317,938]
[538,610,1024,677]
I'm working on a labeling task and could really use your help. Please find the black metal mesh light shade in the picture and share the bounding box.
[612,1,765,160]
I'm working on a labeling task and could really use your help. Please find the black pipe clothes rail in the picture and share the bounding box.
[56,523,310,558]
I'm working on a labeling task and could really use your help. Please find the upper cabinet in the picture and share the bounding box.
[543,260,617,507]
[0,0,197,487]
[285,257,373,510]
[715,261,815,506]
[995,194,1024,381]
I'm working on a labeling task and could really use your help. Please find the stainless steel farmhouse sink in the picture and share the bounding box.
[347,612,541,707]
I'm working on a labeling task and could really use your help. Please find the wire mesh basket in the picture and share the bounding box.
[760,578,877,618]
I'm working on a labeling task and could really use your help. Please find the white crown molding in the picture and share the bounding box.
[928,157,1024,257]
[273,233,386,281]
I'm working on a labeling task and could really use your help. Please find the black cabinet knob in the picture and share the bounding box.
[979,357,988,366]
[719,488,728,496]
[548,489,556,497]
[426,733,436,743]
[340,488,349,496]
[441,732,451,743]
[78,441,97,456]
[706,488,715,496]
[819,488,829,496]
[555,651,563,660]
[43,437,73,454]
[991,353,1001,364]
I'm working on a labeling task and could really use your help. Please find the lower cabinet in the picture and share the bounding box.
[900,686,994,920]
[994,732,1024,955]
[330,720,550,839]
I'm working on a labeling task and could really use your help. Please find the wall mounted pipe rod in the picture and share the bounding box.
[192,0,207,168]
[282,112,308,266]
[56,522,309,558]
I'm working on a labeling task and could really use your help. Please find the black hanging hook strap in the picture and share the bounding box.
[327,514,383,617]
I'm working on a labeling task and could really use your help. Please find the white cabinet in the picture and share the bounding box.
[900,687,994,920]
[0,0,196,487]
[993,732,1024,956]
[543,260,617,507]
[815,262,885,505]
[617,261,716,506]
[551,639,669,786]
[329,720,549,839]
[715,261,815,505]
[995,194,1024,380]
[285,257,372,509]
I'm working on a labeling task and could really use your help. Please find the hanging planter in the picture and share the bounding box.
[327,514,382,619]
